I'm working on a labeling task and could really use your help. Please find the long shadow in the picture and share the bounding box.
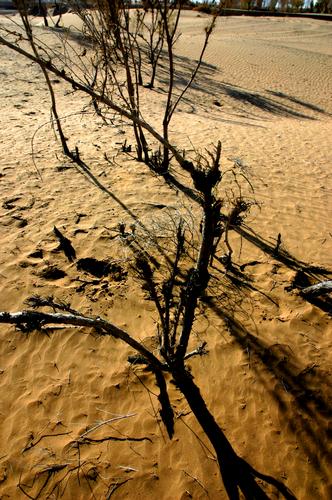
[203,295,332,485]
[234,225,332,314]
[266,90,329,115]
[156,51,327,121]
[235,225,331,279]
[50,22,328,122]
[179,410,297,499]
[71,153,200,226]
[222,86,316,120]
[65,155,182,269]
[72,155,152,231]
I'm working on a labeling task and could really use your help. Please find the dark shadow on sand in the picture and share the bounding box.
[156,51,328,121]
[267,90,329,115]
[233,225,332,314]
[203,295,332,486]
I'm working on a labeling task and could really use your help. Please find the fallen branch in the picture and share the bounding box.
[300,280,332,297]
[78,414,136,440]
[78,435,152,445]
[22,431,72,453]
[0,310,164,371]
[0,309,174,438]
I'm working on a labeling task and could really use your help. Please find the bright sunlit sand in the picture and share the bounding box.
[0,10,331,498]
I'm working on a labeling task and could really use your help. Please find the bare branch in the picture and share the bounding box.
[78,414,137,440]
[0,310,164,371]
[0,33,191,173]
[300,280,332,297]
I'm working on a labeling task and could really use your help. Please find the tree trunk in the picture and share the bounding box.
[149,57,157,88]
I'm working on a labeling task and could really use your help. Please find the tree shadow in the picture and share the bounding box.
[221,85,316,120]
[180,410,297,499]
[62,154,183,270]
[157,51,327,122]
[266,90,329,115]
[52,22,328,123]
[203,295,332,486]
[234,225,332,314]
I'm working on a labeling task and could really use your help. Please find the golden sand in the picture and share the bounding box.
[0,11,331,498]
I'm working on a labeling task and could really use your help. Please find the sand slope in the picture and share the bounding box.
[0,11,331,499]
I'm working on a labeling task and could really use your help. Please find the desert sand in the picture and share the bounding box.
[0,10,331,499]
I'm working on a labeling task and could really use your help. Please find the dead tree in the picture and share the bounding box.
[0,143,294,498]
[156,1,216,170]
[0,5,294,498]
[136,4,165,88]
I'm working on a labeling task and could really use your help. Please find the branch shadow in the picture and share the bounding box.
[203,295,332,486]
[266,90,329,115]
[51,22,329,123]
[64,155,178,269]
[235,225,331,278]
[156,51,328,122]
[234,225,332,314]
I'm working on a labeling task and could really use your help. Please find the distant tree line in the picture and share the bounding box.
[190,0,331,14]
[8,0,331,15]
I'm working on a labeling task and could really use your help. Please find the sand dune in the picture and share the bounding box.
[0,11,331,499]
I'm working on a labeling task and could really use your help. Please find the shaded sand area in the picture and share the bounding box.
[0,11,331,499]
